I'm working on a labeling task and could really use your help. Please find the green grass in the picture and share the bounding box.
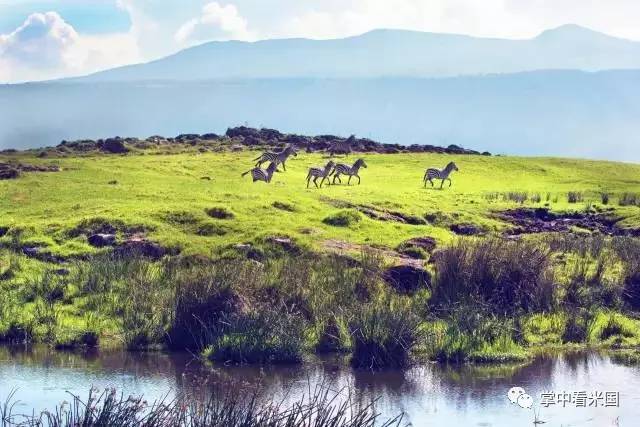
[2,151,640,258]
[3,149,640,366]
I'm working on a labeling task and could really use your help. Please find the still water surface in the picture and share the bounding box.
[0,346,638,426]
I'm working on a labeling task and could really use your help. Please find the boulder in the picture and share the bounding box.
[88,233,117,247]
[101,138,129,154]
[383,265,431,295]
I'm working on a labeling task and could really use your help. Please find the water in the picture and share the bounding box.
[1,345,638,426]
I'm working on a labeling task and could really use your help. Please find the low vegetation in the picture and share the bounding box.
[0,386,404,427]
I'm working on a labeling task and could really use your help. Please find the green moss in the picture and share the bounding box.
[323,209,362,227]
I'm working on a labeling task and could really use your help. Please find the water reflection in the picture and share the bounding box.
[1,345,638,426]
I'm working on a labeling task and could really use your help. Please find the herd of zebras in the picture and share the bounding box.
[242,145,460,189]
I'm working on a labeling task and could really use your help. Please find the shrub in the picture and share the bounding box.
[431,238,555,315]
[349,297,422,369]
[619,192,639,206]
[601,192,610,205]
[205,308,306,364]
[168,260,259,350]
[205,206,235,219]
[567,191,584,203]
[530,193,542,203]
[587,311,640,345]
[323,210,362,227]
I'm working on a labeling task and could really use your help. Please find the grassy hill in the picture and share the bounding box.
[2,150,640,259]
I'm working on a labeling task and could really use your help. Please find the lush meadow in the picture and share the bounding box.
[2,148,640,367]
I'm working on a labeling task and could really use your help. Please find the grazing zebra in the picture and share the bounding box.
[306,160,335,188]
[253,146,297,171]
[242,162,278,183]
[332,158,367,185]
[328,135,355,157]
[424,161,459,189]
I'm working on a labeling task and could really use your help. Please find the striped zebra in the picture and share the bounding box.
[424,161,459,188]
[306,160,335,188]
[242,162,278,183]
[253,146,297,171]
[332,158,367,185]
[328,135,355,157]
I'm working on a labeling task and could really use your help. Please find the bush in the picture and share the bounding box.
[323,210,362,227]
[567,191,584,203]
[206,308,306,364]
[431,238,555,315]
[601,192,610,205]
[349,297,422,369]
[619,192,639,206]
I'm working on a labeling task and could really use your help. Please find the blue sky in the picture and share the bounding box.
[1,0,639,83]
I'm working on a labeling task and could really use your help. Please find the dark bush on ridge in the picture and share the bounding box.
[431,238,555,314]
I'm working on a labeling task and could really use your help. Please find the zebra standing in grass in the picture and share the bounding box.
[424,161,459,189]
[253,145,297,171]
[328,135,355,157]
[306,160,335,188]
[242,162,278,183]
[332,158,367,185]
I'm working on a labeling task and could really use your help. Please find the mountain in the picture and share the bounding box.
[77,25,640,82]
[2,70,639,161]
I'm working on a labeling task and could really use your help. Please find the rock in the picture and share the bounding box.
[0,165,20,180]
[101,138,129,154]
[88,233,117,247]
[383,265,431,295]
[230,144,244,151]
[450,223,483,236]
[266,236,300,253]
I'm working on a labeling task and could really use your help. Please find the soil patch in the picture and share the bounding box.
[323,239,423,268]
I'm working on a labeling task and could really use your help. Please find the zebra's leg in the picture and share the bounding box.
[282,161,287,171]
[448,178,452,187]
[440,179,445,189]
[348,175,352,185]
[319,177,326,188]
[428,178,434,187]
[357,174,361,185]
[313,177,320,188]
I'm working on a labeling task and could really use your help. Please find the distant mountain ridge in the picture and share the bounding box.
[76,25,640,82]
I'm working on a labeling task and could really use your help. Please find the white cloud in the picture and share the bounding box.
[0,11,140,83]
[175,2,254,44]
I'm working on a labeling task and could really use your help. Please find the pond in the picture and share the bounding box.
[0,346,638,426]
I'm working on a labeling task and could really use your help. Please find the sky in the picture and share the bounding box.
[1,0,639,83]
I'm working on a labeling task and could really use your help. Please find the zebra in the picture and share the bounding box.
[332,158,367,185]
[242,162,278,183]
[328,135,356,157]
[253,145,297,171]
[306,160,335,188]
[424,161,459,189]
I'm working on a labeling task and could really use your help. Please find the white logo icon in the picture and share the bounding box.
[508,386,533,409]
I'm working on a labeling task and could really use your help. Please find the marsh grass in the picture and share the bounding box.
[349,297,422,369]
[431,238,554,315]
[567,191,584,204]
[0,385,404,427]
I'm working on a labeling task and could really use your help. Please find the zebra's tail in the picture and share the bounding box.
[241,169,252,177]
[252,154,264,162]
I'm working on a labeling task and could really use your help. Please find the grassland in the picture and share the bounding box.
[2,146,640,367]
[2,150,640,258]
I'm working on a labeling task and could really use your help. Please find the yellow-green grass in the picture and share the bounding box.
[2,151,640,258]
